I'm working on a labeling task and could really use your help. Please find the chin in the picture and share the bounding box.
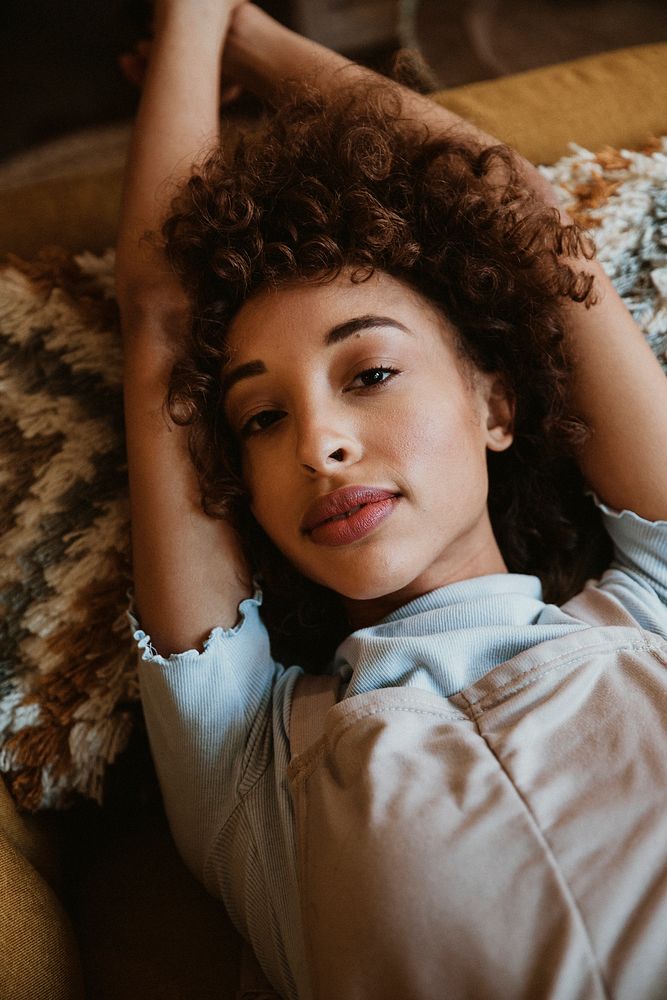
[317,562,420,603]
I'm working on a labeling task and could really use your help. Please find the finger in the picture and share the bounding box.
[118,52,147,88]
[220,81,244,105]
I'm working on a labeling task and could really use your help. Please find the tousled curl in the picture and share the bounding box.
[159,63,612,670]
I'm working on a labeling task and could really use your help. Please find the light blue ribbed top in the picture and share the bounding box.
[128,494,667,1000]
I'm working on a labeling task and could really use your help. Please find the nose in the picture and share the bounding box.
[296,412,362,476]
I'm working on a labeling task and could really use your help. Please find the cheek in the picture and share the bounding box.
[389,392,475,470]
[391,393,487,514]
[241,452,267,521]
[243,448,290,536]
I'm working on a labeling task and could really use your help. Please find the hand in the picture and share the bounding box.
[220,2,293,102]
[119,39,153,89]
[119,37,244,104]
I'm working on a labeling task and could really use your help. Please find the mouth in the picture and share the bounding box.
[314,502,367,528]
[301,487,401,547]
[301,486,400,535]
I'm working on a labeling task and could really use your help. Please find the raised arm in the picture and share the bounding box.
[116,0,251,658]
[225,3,667,523]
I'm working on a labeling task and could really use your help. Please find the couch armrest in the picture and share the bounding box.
[433,42,667,166]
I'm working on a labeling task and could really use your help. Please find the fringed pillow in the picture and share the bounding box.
[1,137,666,812]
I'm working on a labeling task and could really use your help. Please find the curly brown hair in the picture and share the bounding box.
[159,64,612,671]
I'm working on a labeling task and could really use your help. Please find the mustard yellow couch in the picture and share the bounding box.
[2,41,666,1000]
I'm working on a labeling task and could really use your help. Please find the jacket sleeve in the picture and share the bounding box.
[589,490,667,635]
[127,588,285,883]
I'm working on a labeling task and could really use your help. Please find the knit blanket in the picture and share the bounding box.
[1,138,666,812]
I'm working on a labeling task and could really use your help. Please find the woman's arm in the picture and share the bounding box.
[116,1,251,658]
[226,4,667,523]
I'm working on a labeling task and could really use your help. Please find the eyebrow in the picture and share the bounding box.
[220,315,412,397]
[324,314,412,346]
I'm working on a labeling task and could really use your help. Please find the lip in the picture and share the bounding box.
[300,486,400,546]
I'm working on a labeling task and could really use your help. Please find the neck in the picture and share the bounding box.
[343,527,509,631]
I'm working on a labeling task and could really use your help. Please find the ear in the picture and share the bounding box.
[480,374,515,453]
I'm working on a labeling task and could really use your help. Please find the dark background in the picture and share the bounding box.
[0,0,291,162]
[2,0,666,165]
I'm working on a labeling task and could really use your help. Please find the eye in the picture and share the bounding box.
[349,366,400,389]
[239,409,285,438]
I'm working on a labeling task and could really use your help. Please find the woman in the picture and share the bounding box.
[115,2,667,997]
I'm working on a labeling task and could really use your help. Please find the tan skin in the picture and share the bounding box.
[116,0,667,656]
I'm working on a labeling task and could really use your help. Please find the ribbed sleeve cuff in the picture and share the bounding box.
[126,589,265,664]
[588,490,667,533]
[588,490,667,604]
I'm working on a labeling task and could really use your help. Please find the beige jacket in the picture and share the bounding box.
[285,587,667,999]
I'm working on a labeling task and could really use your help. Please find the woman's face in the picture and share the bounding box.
[222,268,515,626]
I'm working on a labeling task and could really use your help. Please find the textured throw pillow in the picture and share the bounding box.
[1,139,666,812]
[0,249,137,811]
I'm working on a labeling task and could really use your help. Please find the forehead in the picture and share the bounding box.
[224,269,458,360]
